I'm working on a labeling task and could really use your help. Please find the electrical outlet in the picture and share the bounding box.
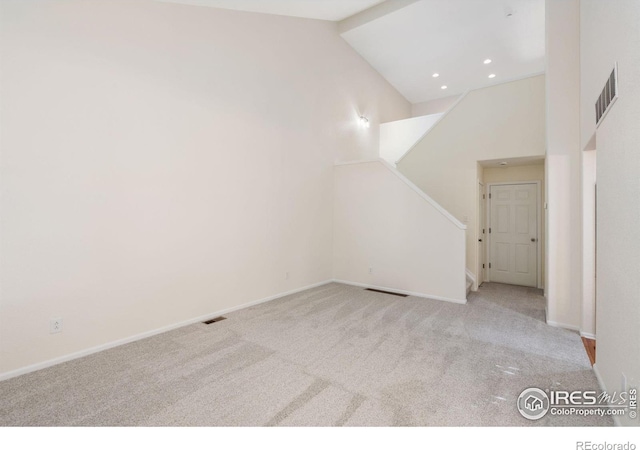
[285,271,289,280]
[369,267,373,274]
[50,318,63,334]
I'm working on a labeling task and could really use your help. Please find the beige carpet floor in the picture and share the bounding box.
[0,282,611,426]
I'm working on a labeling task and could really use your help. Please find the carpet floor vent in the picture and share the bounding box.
[203,316,226,325]
[365,288,408,297]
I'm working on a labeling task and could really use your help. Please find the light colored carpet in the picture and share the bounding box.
[0,282,611,426]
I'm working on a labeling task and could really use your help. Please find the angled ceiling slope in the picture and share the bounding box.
[153,0,386,22]
[340,0,546,103]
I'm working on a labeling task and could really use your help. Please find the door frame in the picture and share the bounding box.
[478,181,486,287]
[485,181,542,289]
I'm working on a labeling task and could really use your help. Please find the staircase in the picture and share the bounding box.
[389,75,546,296]
[333,159,468,304]
[379,113,443,167]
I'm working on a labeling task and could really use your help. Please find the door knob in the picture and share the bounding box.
[531,238,536,242]
[479,239,483,242]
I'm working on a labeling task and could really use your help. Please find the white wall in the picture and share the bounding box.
[411,95,460,117]
[379,114,442,166]
[581,0,640,426]
[333,160,466,303]
[0,0,411,376]
[545,0,582,330]
[482,164,546,286]
[396,76,546,281]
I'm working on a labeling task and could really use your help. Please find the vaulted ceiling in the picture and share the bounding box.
[340,0,545,103]
[156,0,546,104]
[153,0,386,22]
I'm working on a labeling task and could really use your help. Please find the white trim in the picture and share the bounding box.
[332,279,467,305]
[537,180,546,290]
[377,159,466,229]
[477,180,486,290]
[395,90,470,165]
[465,269,476,285]
[580,331,597,340]
[0,280,333,382]
[593,363,606,391]
[485,184,491,283]
[485,181,543,289]
[546,320,581,332]
[580,150,598,342]
[593,364,622,427]
[335,159,467,230]
[412,73,546,106]
[480,71,546,92]
[1,278,470,382]
[545,304,552,329]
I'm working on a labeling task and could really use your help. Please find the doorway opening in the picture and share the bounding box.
[486,182,541,288]
[478,157,546,290]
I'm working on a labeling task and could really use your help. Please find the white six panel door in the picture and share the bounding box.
[489,183,537,287]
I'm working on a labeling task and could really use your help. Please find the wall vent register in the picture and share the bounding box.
[595,63,618,126]
[365,288,409,298]
[203,316,226,325]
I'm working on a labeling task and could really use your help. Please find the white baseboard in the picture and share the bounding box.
[465,269,476,284]
[593,363,606,391]
[0,279,333,382]
[546,320,581,332]
[580,331,596,340]
[332,279,467,305]
[465,269,477,291]
[592,363,622,427]
[545,305,549,323]
[1,278,465,381]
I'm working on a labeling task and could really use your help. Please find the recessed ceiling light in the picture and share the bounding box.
[488,74,496,79]
[484,59,492,65]
[432,73,439,78]
[441,85,448,90]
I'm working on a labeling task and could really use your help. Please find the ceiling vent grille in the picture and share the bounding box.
[596,63,618,126]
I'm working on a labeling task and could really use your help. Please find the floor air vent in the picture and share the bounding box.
[365,288,408,297]
[203,316,226,325]
[596,63,618,126]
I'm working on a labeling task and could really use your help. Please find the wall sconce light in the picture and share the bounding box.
[359,116,370,129]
